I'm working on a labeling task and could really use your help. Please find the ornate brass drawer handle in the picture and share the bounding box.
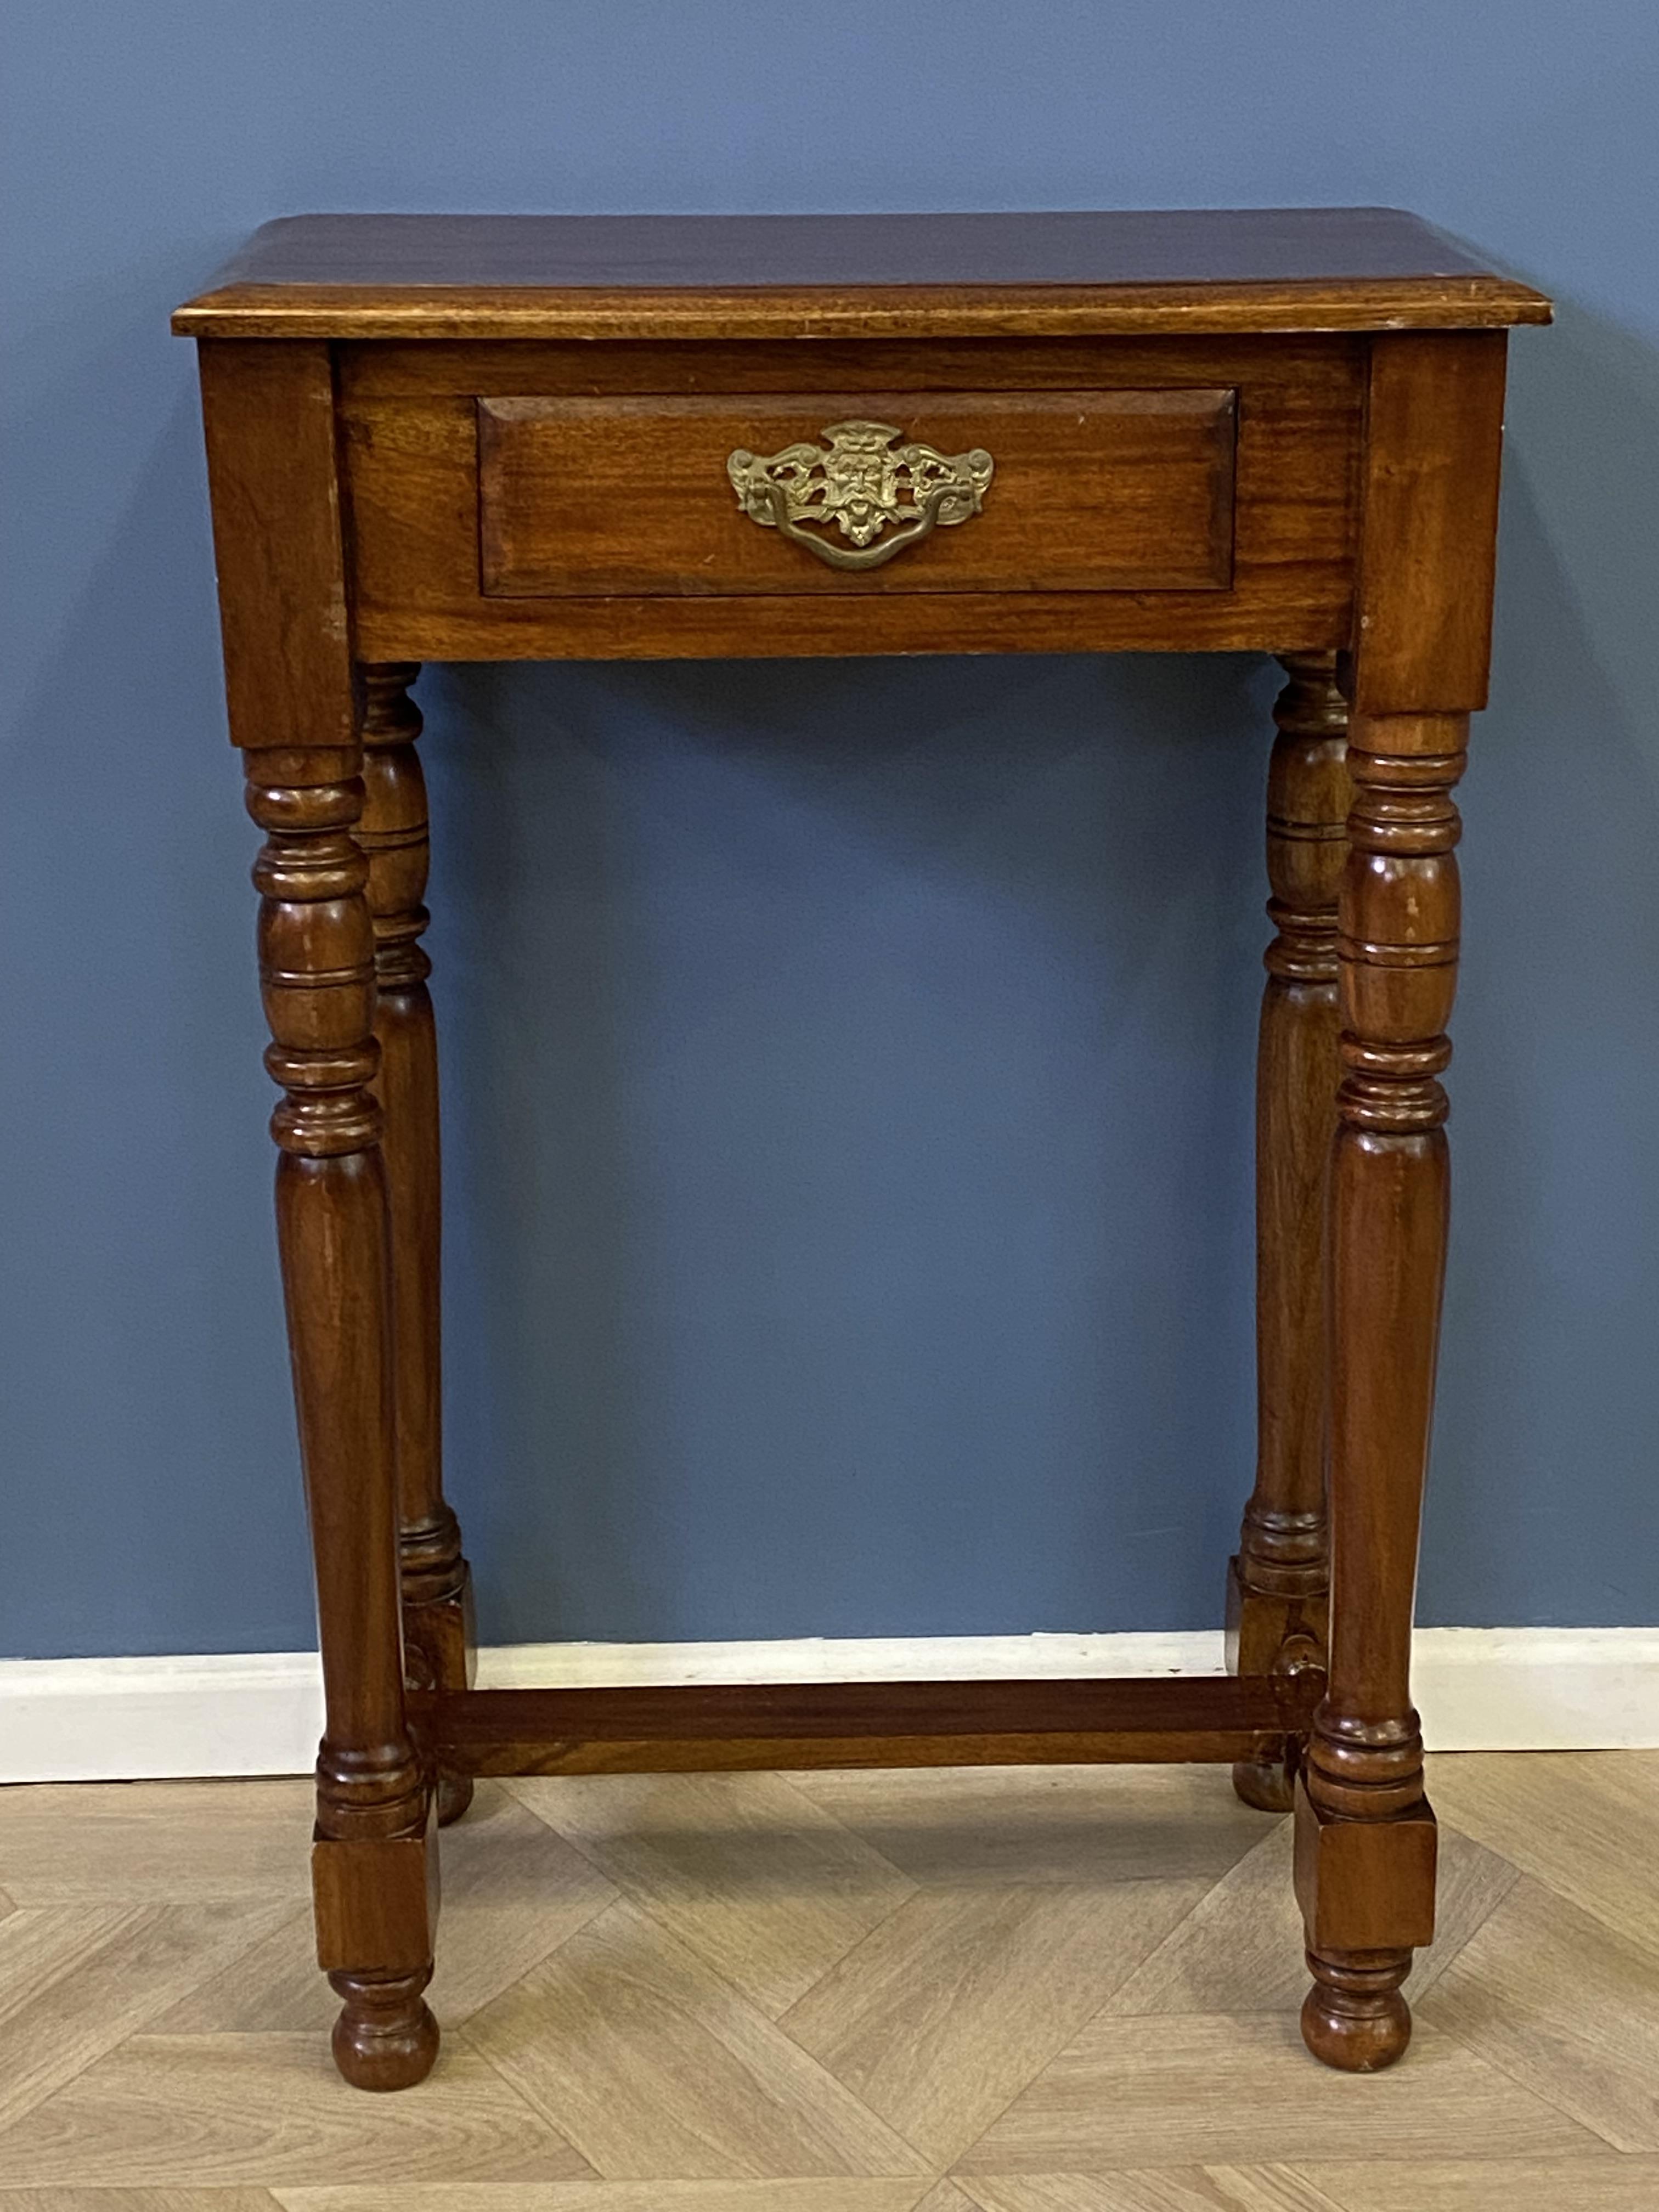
[727,419,994,571]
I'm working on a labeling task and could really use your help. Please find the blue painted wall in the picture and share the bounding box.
[4,3,1656,1657]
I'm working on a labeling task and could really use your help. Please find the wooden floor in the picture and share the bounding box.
[1,1753,1655,2210]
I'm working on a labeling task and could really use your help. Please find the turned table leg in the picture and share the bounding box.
[1229,654,1349,1811]
[246,747,439,2090]
[1295,718,1462,2069]
[360,662,476,1827]
[1291,328,1508,2070]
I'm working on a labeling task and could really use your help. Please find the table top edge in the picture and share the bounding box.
[171,208,1553,338]
[172,274,1553,342]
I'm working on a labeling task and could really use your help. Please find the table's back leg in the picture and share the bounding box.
[198,340,439,2090]
[1228,653,1348,1811]
[360,661,477,1826]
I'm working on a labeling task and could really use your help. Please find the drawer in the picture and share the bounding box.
[477,388,1236,596]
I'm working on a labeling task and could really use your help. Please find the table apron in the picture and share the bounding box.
[340,334,1363,662]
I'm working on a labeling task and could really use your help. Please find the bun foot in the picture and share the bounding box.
[1300,1950,1412,2072]
[1232,1756,1295,1813]
[330,1968,439,2090]
[436,1770,475,1826]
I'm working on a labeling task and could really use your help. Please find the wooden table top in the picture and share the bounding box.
[173,207,1551,342]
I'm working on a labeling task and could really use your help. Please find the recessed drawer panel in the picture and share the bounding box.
[477,388,1235,596]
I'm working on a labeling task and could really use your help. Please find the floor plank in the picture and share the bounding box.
[0,1900,290,2131]
[0,2195,284,2212]
[953,2015,1601,2170]
[160,1785,618,2032]
[461,1899,929,2180]
[1417,1872,1659,2152]
[782,1879,1210,2166]
[1296,2160,1659,2210]
[0,1782,314,1904]
[787,1767,1271,1888]
[1103,1816,1518,2018]
[510,1771,916,2016]
[958,2173,1350,2211]
[0,2193,285,2212]
[1427,1751,1659,1958]
[0,2034,588,2187]
[273,2187,934,2212]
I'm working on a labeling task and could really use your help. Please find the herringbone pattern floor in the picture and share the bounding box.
[1,1752,1656,2209]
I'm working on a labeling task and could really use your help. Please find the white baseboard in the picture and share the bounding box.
[2,1627,1655,1784]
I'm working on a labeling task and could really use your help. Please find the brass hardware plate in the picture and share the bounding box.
[727,419,994,571]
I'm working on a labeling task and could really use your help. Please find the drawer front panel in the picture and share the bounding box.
[477,389,1235,597]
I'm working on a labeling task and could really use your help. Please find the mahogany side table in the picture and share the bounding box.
[173,210,1550,2091]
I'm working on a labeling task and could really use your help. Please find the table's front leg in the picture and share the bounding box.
[246,746,439,2090]
[360,662,476,1827]
[1295,719,1462,2068]
[1229,653,1348,1811]
[1290,328,1508,2072]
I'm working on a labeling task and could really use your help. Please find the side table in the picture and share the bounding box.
[173,208,1550,2089]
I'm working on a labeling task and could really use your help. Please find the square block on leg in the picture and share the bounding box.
[405,1573,477,1693]
[312,1811,439,1975]
[1226,1553,1327,1680]
[1293,1775,1437,1953]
